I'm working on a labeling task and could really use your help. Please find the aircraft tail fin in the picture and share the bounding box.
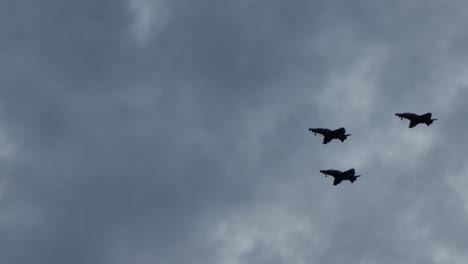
[425,119,437,126]
[339,134,351,142]
[350,175,361,183]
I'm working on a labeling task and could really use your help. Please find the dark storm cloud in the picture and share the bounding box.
[2,0,468,263]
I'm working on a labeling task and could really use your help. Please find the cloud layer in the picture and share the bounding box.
[2,0,468,263]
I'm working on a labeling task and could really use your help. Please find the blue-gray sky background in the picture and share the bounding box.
[2,1,468,263]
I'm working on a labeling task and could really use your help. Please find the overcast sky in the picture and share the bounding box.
[2,0,468,263]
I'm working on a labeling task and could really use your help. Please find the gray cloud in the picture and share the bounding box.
[2,0,468,263]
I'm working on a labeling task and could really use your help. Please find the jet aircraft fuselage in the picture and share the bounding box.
[320,168,361,186]
[308,127,351,144]
[395,112,437,128]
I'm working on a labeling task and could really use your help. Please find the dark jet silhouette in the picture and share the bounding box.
[395,112,437,128]
[320,169,361,186]
[308,127,351,144]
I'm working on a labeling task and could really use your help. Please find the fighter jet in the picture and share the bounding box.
[395,112,438,128]
[308,127,351,144]
[320,169,361,186]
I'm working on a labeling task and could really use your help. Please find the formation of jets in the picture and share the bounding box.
[311,112,437,186]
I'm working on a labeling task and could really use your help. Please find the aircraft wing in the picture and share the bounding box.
[323,136,332,144]
[409,120,418,128]
[333,178,343,186]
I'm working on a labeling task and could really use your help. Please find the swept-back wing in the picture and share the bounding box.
[333,178,343,185]
[323,136,332,144]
